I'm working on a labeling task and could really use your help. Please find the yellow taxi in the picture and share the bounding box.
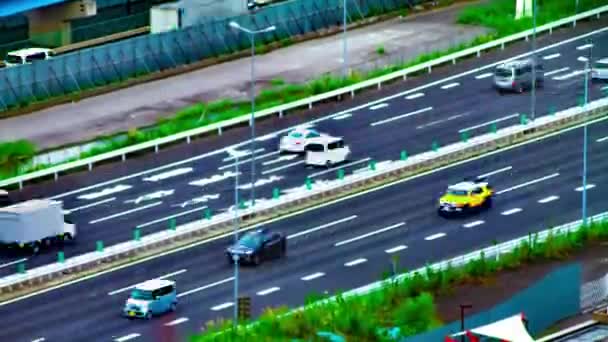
[438,179,493,217]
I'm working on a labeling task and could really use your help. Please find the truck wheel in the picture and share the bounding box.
[63,233,73,241]
[144,312,152,320]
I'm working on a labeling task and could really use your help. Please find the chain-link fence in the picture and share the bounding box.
[581,274,608,313]
[0,0,428,110]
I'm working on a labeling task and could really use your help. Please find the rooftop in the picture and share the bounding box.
[135,279,175,291]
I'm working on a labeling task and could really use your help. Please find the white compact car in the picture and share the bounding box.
[305,136,351,167]
[279,128,326,153]
[592,58,608,80]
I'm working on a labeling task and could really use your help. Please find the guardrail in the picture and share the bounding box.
[1,4,607,190]
[0,95,607,295]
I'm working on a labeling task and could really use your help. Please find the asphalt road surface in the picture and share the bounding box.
[1,100,607,342]
[0,25,607,277]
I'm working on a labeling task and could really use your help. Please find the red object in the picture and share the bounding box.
[465,330,480,342]
[444,336,458,342]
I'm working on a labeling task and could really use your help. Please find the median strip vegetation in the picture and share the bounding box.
[190,217,608,341]
[1,0,607,182]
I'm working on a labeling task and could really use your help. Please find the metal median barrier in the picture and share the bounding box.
[1,4,607,190]
[0,96,607,297]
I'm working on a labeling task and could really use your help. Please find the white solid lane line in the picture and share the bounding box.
[211,302,234,311]
[178,277,234,297]
[143,167,193,182]
[458,113,519,133]
[385,245,407,253]
[501,208,523,216]
[334,222,405,247]
[575,184,596,191]
[345,258,368,267]
[538,195,560,203]
[66,197,116,213]
[333,113,353,120]
[425,233,446,241]
[441,82,460,89]
[370,103,388,110]
[108,269,188,295]
[223,148,265,162]
[543,53,561,60]
[477,166,512,179]
[301,272,325,281]
[545,67,570,76]
[463,220,484,228]
[417,113,467,130]
[475,72,493,79]
[257,287,281,296]
[219,151,280,170]
[0,258,28,269]
[370,107,433,127]
[114,334,140,342]
[496,173,560,195]
[48,27,608,201]
[89,201,163,224]
[288,215,357,239]
[577,43,594,50]
[262,160,305,175]
[165,317,189,326]
[405,92,425,100]
[597,136,608,143]
[308,158,371,178]
[137,205,208,229]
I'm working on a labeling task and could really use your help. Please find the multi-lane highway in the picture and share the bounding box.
[0,25,606,278]
[2,95,608,342]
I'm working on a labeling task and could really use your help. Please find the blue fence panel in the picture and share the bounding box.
[404,263,582,341]
[0,0,428,110]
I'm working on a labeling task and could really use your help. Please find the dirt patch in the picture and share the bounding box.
[435,243,608,324]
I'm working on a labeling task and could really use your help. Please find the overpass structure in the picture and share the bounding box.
[0,0,97,46]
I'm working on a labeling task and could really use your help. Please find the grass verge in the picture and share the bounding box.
[189,217,608,341]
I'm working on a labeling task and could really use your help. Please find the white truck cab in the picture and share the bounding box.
[4,48,53,67]
[305,136,350,167]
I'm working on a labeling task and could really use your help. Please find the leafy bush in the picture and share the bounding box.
[0,140,36,177]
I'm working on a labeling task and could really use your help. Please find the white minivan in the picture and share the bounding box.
[4,48,53,67]
[305,136,351,167]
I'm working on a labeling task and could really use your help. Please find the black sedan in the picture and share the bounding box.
[226,228,286,266]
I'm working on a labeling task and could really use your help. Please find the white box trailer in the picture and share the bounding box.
[0,199,76,254]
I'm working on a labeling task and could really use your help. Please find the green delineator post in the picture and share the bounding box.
[96,240,104,252]
[369,160,376,171]
[603,87,608,97]
[432,140,440,152]
[489,123,497,133]
[272,187,280,199]
[337,168,345,180]
[520,114,528,125]
[577,96,585,107]
[134,227,141,241]
[305,177,312,190]
[460,131,469,142]
[58,251,65,263]
[239,199,247,209]
[169,218,176,231]
[549,105,557,116]
[400,150,408,161]
[17,262,25,274]
[204,208,212,220]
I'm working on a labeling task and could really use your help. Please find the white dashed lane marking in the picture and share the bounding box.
[405,92,425,100]
[543,53,561,60]
[441,82,460,89]
[385,245,407,253]
[165,317,189,326]
[370,103,388,110]
[210,302,234,311]
[538,195,559,204]
[475,72,493,79]
[301,272,325,281]
[496,173,560,195]
[425,233,446,241]
[114,334,140,342]
[463,220,484,228]
[344,258,368,267]
[501,208,522,216]
[576,184,596,191]
[257,287,280,296]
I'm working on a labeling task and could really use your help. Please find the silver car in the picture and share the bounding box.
[592,58,608,80]
[493,59,544,93]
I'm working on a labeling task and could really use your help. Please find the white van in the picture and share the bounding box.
[305,136,351,167]
[4,48,53,67]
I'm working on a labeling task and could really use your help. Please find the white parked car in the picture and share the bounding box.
[592,58,608,80]
[279,127,326,153]
[4,47,52,67]
[305,136,351,167]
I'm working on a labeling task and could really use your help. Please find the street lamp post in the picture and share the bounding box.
[582,39,592,226]
[229,21,276,210]
[459,303,472,342]
[530,0,537,121]
[226,148,245,325]
[342,0,348,77]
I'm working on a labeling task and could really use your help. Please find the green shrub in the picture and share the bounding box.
[0,140,37,176]
[376,45,386,55]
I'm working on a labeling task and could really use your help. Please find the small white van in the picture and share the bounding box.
[305,136,351,167]
[4,48,53,67]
